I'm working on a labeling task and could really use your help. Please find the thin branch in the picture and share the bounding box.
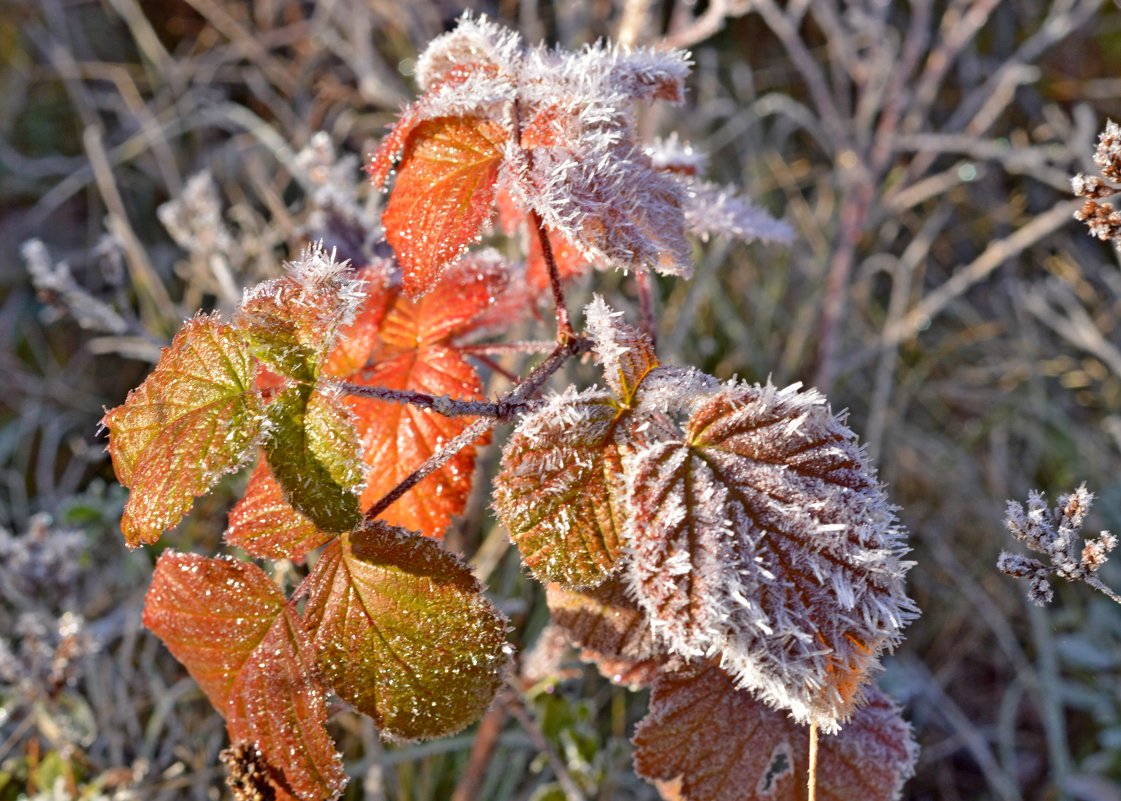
[456,341,559,355]
[807,722,819,801]
[450,691,511,801]
[335,382,535,418]
[363,336,592,522]
[635,269,658,348]
[530,210,575,343]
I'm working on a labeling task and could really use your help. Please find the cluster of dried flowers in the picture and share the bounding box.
[1073,119,1121,242]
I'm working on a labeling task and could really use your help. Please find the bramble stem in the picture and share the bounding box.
[635,269,657,348]
[530,209,575,343]
[336,382,534,418]
[457,341,559,355]
[363,336,592,521]
[808,722,818,801]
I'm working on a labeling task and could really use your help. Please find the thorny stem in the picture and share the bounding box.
[529,209,575,343]
[335,382,535,419]
[363,336,592,522]
[635,269,658,349]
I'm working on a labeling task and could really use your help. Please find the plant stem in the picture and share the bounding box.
[450,690,511,801]
[336,382,534,418]
[1086,575,1121,606]
[635,269,657,348]
[530,209,575,343]
[507,691,587,801]
[363,336,591,522]
[807,722,818,801]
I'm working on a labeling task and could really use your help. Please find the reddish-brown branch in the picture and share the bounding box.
[635,269,657,348]
[450,690,511,801]
[529,210,575,343]
[363,336,592,522]
[335,382,533,418]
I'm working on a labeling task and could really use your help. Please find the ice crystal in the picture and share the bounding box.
[999,484,1118,606]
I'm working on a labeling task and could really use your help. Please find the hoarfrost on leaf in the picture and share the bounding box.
[625,381,918,731]
[633,663,918,801]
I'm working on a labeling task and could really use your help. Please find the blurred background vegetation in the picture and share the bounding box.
[3,0,1121,799]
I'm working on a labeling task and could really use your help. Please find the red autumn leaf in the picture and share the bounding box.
[301,521,509,741]
[322,259,396,379]
[101,314,263,548]
[349,347,481,536]
[633,664,917,801]
[381,116,508,297]
[335,257,508,537]
[143,552,346,801]
[226,458,334,560]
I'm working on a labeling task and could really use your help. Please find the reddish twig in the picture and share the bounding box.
[363,336,592,522]
[635,269,658,348]
[335,382,535,418]
[450,690,512,801]
[529,210,575,343]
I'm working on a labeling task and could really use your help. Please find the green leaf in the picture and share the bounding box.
[493,388,628,588]
[302,520,509,741]
[235,244,365,382]
[264,385,363,534]
[101,314,263,547]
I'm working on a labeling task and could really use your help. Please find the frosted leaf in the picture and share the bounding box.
[263,385,363,534]
[236,243,365,381]
[584,296,658,405]
[546,576,664,689]
[101,315,263,547]
[679,177,794,245]
[522,140,693,277]
[626,382,918,731]
[634,663,917,801]
[144,552,346,801]
[379,116,508,296]
[226,457,334,560]
[494,388,629,587]
[301,520,509,741]
[414,14,523,91]
[645,134,708,175]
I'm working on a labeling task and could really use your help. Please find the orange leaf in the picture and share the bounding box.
[144,552,346,801]
[330,257,509,537]
[226,458,334,561]
[382,116,508,297]
[349,347,481,536]
[633,664,917,801]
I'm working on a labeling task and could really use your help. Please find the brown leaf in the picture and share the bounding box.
[633,664,917,801]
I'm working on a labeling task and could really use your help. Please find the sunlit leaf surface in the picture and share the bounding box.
[633,664,917,801]
[494,388,628,587]
[263,385,363,534]
[102,315,263,547]
[382,116,507,296]
[144,552,346,801]
[302,521,509,741]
